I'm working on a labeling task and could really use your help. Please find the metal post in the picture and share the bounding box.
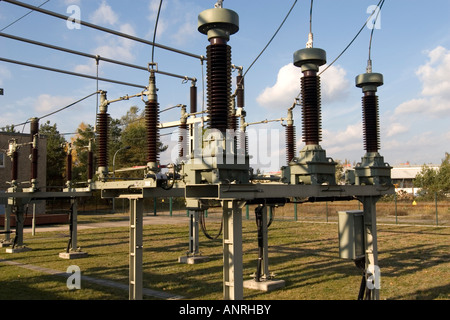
[31,203,36,236]
[261,206,270,279]
[2,201,12,244]
[129,197,143,300]
[435,192,438,226]
[71,199,78,250]
[394,192,398,224]
[294,202,298,221]
[153,197,157,216]
[246,204,249,220]
[169,197,173,216]
[188,210,200,256]
[360,196,380,300]
[222,200,244,300]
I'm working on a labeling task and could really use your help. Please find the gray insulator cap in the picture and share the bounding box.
[293,48,327,72]
[355,72,384,92]
[198,8,239,40]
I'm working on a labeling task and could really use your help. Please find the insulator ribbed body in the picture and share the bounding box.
[88,151,93,180]
[96,112,109,169]
[286,125,296,164]
[206,43,232,132]
[301,73,322,145]
[11,151,18,181]
[66,153,72,182]
[179,122,188,159]
[362,92,380,153]
[145,99,160,164]
[190,85,197,114]
[31,148,38,180]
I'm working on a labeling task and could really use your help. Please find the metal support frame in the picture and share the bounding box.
[359,196,380,300]
[222,199,245,300]
[129,197,143,300]
[188,210,200,256]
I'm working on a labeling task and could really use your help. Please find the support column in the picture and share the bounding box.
[59,198,88,259]
[6,200,31,253]
[222,200,244,300]
[0,199,12,247]
[360,196,380,300]
[129,197,143,300]
[178,209,209,264]
[244,205,285,292]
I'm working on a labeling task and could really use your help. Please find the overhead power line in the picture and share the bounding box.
[0,32,196,82]
[318,0,386,76]
[0,56,147,89]
[0,0,50,32]
[242,0,298,80]
[2,0,203,61]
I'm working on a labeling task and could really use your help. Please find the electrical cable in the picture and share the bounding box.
[38,91,99,121]
[368,0,385,65]
[318,0,385,76]
[0,32,197,82]
[240,0,298,83]
[1,0,203,61]
[0,56,146,89]
[199,210,222,240]
[151,0,163,66]
[0,0,50,32]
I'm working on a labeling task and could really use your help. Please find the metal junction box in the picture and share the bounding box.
[338,210,365,260]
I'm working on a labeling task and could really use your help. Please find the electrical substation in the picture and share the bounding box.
[0,0,394,300]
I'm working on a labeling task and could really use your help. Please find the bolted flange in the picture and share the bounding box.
[198,8,239,41]
[293,48,327,72]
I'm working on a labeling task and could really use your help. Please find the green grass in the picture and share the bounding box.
[0,217,449,300]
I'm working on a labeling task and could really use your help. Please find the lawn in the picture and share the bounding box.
[0,216,448,300]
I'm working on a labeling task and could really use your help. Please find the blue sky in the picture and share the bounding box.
[1,0,450,172]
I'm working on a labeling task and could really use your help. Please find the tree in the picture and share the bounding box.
[39,121,66,188]
[71,122,95,183]
[414,152,450,198]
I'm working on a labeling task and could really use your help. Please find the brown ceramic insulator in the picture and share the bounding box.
[301,72,322,145]
[362,91,380,153]
[88,151,93,180]
[96,112,109,169]
[145,99,160,164]
[236,75,244,109]
[190,84,197,114]
[11,151,18,182]
[30,119,39,137]
[31,147,38,180]
[66,153,72,182]
[179,122,188,159]
[206,43,232,132]
[30,118,39,180]
[286,125,296,164]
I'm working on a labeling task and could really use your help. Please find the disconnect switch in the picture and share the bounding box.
[338,210,365,260]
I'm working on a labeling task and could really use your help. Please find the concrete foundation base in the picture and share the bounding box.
[243,279,286,292]
[5,246,31,253]
[59,251,88,259]
[178,255,209,264]
[0,241,12,248]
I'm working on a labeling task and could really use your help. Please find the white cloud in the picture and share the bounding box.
[257,63,350,109]
[386,122,409,137]
[34,94,75,113]
[147,0,201,46]
[90,0,119,26]
[394,46,450,117]
[0,65,11,86]
[74,18,137,73]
